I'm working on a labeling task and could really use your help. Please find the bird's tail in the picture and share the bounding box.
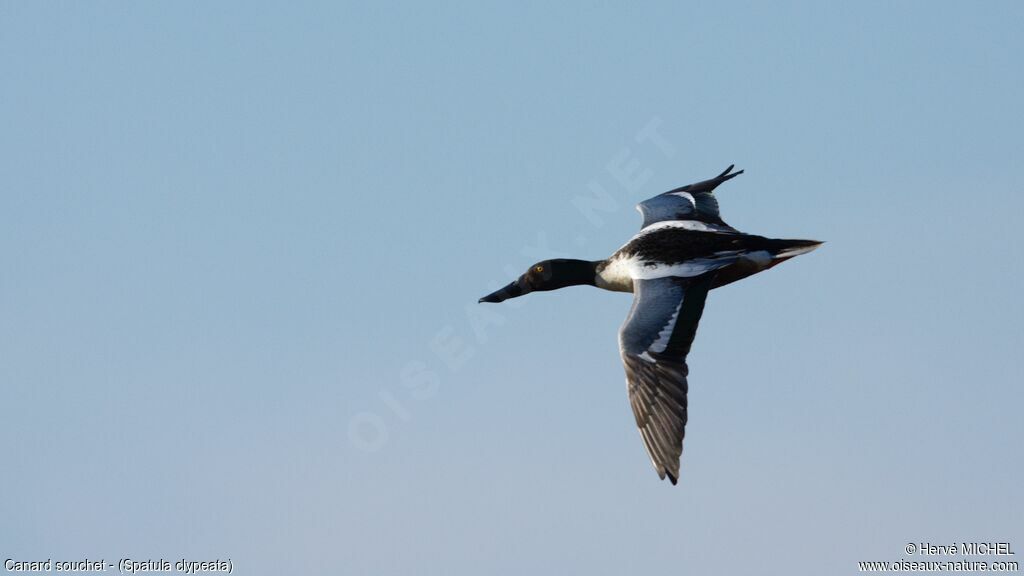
[710,238,822,290]
[770,238,824,260]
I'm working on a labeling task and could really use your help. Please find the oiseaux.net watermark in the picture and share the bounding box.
[347,117,676,453]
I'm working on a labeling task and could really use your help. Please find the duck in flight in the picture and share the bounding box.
[478,166,822,484]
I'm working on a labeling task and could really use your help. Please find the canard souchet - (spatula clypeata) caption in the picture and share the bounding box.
[479,166,822,485]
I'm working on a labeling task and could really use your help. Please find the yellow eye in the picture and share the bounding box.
[534,266,544,273]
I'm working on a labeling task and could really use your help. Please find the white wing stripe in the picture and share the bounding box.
[631,258,734,280]
[649,300,683,354]
[668,191,697,208]
[637,220,735,235]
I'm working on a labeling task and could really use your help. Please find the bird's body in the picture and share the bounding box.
[479,166,821,484]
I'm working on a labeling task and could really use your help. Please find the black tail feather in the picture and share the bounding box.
[668,164,744,195]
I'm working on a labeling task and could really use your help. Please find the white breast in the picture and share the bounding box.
[596,255,635,292]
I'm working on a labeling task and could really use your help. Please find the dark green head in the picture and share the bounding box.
[478,259,597,303]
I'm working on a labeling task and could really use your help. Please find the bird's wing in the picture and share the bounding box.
[636,165,743,230]
[618,273,714,484]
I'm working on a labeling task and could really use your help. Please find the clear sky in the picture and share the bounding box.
[2,2,1022,574]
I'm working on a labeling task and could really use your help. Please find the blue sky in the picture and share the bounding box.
[2,2,1022,574]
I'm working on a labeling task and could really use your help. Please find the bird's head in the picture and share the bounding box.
[478,259,595,303]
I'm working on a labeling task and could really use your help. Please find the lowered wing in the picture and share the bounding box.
[618,273,714,484]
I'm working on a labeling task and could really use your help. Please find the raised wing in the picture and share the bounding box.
[619,273,714,484]
[636,165,743,230]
